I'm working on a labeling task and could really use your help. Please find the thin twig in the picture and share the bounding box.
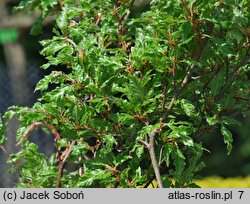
[78,156,84,176]
[158,145,164,166]
[62,141,75,163]
[56,140,76,188]
[138,139,150,148]
[17,122,61,145]
[64,37,77,48]
[0,145,8,154]
[17,122,43,145]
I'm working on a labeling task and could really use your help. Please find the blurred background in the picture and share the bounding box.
[0,0,249,187]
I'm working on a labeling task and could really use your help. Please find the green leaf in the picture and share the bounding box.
[136,145,144,159]
[41,39,68,56]
[57,139,68,148]
[181,99,197,117]
[221,125,233,155]
[30,16,43,35]
[4,110,16,120]
[181,21,192,40]
[120,167,130,187]
[77,169,113,187]
[131,167,146,185]
[116,113,134,123]
[227,30,244,43]
[113,154,132,167]
[166,121,197,139]
[56,5,68,34]
[102,134,117,151]
[206,115,218,126]
[0,117,7,146]
[72,143,88,155]
[163,143,174,167]
[35,71,66,92]
[221,116,241,127]
[182,136,194,147]
[35,75,51,92]
[209,74,225,96]
[14,0,36,11]
[172,147,185,180]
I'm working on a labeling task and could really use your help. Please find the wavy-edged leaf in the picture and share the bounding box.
[221,125,233,155]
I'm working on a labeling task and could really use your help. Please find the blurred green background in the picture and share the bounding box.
[0,0,249,187]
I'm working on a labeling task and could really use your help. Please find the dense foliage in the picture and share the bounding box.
[0,0,249,188]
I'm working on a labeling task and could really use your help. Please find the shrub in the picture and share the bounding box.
[0,0,249,188]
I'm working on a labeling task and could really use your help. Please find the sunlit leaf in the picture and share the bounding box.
[221,125,233,155]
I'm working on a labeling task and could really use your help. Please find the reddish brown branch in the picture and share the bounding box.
[56,162,65,188]
[17,122,43,145]
[15,121,76,188]
[56,140,76,188]
[17,122,61,145]
[48,124,62,141]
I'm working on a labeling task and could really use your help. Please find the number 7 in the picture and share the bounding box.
[238,191,244,199]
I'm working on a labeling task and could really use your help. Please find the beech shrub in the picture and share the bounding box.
[0,0,249,188]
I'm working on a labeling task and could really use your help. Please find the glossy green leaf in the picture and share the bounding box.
[181,99,198,117]
[221,116,241,127]
[30,17,43,35]
[173,147,185,180]
[0,117,7,146]
[56,5,68,34]
[221,125,233,155]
